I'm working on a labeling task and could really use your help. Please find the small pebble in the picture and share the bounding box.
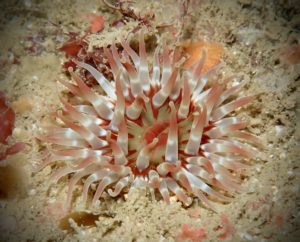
[32,75,39,81]
[279,152,286,159]
[275,125,285,136]
[240,232,253,241]
[255,165,262,173]
[28,189,36,196]
[48,198,56,204]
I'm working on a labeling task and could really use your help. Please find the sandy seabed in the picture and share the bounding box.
[0,0,299,241]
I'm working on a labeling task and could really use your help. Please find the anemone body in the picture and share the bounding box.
[39,34,261,211]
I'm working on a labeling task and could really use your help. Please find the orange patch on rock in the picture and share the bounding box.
[181,41,223,73]
[86,13,105,33]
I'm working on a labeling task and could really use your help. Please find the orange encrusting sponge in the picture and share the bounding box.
[182,41,224,73]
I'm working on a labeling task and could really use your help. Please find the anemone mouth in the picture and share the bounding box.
[37,33,261,211]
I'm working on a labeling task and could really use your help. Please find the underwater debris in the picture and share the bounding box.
[0,50,20,66]
[59,211,100,231]
[24,31,46,55]
[103,0,174,34]
[103,0,155,29]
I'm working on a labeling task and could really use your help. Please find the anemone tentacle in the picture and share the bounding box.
[38,34,259,211]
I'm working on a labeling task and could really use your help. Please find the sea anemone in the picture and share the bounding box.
[37,33,261,211]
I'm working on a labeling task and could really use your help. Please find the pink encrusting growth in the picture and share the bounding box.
[37,32,261,211]
[176,224,206,242]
